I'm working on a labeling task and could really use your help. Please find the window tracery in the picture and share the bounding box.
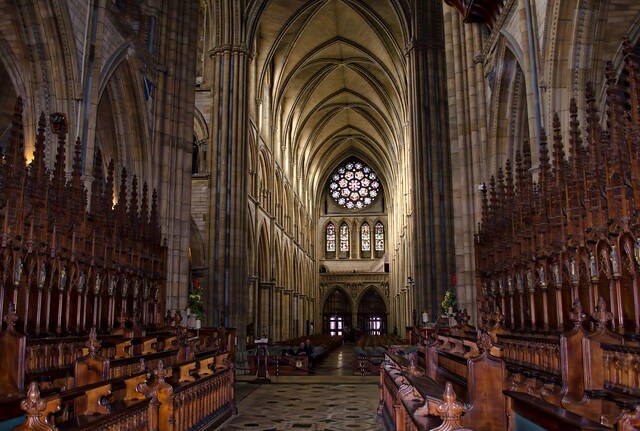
[329,161,380,209]
[339,223,349,252]
[361,222,371,251]
[375,222,385,251]
[326,223,335,252]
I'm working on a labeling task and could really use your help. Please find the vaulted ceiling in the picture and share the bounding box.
[253,0,411,205]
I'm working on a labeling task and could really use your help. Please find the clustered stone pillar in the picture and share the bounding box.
[442,5,488,323]
[206,0,250,349]
[406,0,456,318]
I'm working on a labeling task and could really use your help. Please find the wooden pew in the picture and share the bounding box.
[0,303,25,400]
[14,367,153,431]
[380,352,473,431]
[558,298,640,428]
[505,390,610,431]
[248,351,310,376]
[152,353,236,431]
[424,331,507,430]
[498,331,563,402]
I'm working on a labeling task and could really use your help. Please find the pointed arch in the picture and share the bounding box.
[356,286,388,335]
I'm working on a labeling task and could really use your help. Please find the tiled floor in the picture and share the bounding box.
[215,343,384,431]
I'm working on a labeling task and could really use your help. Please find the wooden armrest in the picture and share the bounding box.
[198,356,215,376]
[42,396,62,425]
[215,353,229,369]
[114,340,132,359]
[142,338,157,355]
[178,362,197,383]
[124,373,148,401]
[83,383,112,415]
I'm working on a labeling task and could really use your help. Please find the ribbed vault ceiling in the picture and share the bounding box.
[254,0,409,205]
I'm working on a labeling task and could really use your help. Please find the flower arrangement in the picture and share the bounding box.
[188,278,205,319]
[441,289,458,315]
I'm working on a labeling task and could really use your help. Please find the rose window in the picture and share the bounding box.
[329,161,380,209]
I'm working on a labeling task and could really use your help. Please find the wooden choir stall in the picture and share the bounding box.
[379,38,640,431]
[0,100,236,431]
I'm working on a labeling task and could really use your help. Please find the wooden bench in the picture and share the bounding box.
[380,353,473,431]
[12,368,152,431]
[13,351,235,431]
[248,351,310,376]
[151,353,236,431]
[424,331,507,430]
[505,390,610,431]
[558,303,640,428]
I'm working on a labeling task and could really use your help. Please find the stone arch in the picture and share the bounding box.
[248,131,258,198]
[193,106,209,174]
[321,285,354,335]
[247,205,256,278]
[0,40,24,153]
[189,217,206,268]
[489,36,529,173]
[355,285,390,315]
[356,286,388,335]
[95,54,150,183]
[257,146,272,207]
[256,221,270,283]
[273,234,282,284]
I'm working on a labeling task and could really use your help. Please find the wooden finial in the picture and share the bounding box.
[569,298,587,326]
[591,297,613,330]
[85,327,101,355]
[153,360,168,382]
[477,330,492,353]
[454,308,470,327]
[432,382,465,431]
[173,309,183,327]
[118,311,128,327]
[3,301,18,329]
[14,382,56,431]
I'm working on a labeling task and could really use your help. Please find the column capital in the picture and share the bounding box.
[209,44,251,58]
[404,38,444,55]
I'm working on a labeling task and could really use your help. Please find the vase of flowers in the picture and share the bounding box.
[441,289,457,316]
[188,278,205,319]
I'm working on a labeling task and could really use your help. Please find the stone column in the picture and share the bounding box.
[283,289,293,339]
[406,0,455,318]
[154,0,200,313]
[443,5,488,325]
[274,286,283,341]
[206,0,250,347]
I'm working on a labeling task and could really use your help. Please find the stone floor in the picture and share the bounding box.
[213,343,384,431]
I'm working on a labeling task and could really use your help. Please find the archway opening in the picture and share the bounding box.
[322,288,351,336]
[357,288,387,335]
[0,60,18,153]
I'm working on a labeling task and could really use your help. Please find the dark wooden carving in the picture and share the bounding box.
[476,40,640,337]
[0,99,166,338]
[444,0,506,31]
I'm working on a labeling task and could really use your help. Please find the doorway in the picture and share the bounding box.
[322,288,352,335]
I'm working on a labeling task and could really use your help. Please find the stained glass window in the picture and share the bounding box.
[326,223,336,252]
[329,161,380,209]
[340,223,349,252]
[361,222,371,251]
[375,222,385,251]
